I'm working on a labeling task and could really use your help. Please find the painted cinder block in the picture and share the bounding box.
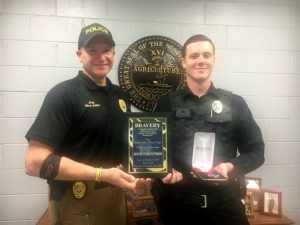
[57,42,81,67]
[3,92,45,118]
[0,170,47,195]
[244,96,291,119]
[3,144,27,169]
[30,16,82,42]
[3,194,48,220]
[228,26,271,50]
[107,0,205,24]
[29,67,77,92]
[0,66,30,91]
[271,28,300,51]
[270,120,300,142]
[3,40,57,67]
[291,98,300,119]
[0,118,31,143]
[215,49,291,74]
[2,0,56,16]
[57,0,108,18]
[292,52,300,74]
[0,14,30,40]
[265,142,300,165]
[206,2,294,27]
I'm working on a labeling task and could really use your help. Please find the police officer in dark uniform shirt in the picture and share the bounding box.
[151,34,265,225]
[24,23,138,225]
[25,23,182,225]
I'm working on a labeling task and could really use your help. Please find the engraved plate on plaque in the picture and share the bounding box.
[118,36,186,112]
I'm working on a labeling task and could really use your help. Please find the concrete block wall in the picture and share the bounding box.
[0,0,299,224]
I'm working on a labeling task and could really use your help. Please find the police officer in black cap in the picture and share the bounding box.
[152,34,265,225]
[24,22,137,225]
[24,23,182,225]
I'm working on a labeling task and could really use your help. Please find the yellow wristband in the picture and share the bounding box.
[95,167,102,183]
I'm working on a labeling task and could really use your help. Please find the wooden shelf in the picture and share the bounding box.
[128,211,295,225]
[37,208,295,225]
[248,211,295,225]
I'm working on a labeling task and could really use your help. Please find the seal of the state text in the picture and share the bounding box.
[118,35,186,112]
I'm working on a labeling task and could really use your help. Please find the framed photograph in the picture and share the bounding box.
[132,196,158,218]
[245,176,262,190]
[125,189,134,210]
[247,189,260,211]
[260,189,282,217]
[245,176,262,211]
[134,182,149,197]
[241,191,254,217]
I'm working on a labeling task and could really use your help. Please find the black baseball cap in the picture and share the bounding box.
[78,23,115,49]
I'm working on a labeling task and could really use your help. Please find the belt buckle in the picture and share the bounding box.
[201,194,207,208]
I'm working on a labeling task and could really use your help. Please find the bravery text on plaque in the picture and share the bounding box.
[126,113,171,178]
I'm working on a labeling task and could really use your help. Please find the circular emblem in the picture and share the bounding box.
[72,181,87,199]
[118,35,186,112]
[212,100,223,114]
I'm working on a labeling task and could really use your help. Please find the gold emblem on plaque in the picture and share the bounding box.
[118,36,186,112]
[119,99,127,112]
[72,181,87,199]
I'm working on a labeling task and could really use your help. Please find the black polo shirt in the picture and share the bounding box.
[154,83,265,180]
[26,71,130,167]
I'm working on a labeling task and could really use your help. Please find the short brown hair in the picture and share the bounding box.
[182,34,215,57]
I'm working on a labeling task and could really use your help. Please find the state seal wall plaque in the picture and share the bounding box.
[118,35,186,112]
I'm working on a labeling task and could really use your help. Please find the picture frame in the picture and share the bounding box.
[134,182,149,197]
[245,176,262,190]
[259,189,282,217]
[245,176,262,211]
[241,191,254,217]
[247,189,260,211]
[125,189,134,210]
[132,196,158,218]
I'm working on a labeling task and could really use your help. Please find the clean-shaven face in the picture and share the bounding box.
[77,37,115,85]
[182,41,215,84]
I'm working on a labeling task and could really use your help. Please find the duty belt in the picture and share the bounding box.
[172,189,236,208]
[49,180,112,201]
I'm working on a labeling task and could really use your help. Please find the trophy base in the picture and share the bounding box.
[192,168,227,182]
